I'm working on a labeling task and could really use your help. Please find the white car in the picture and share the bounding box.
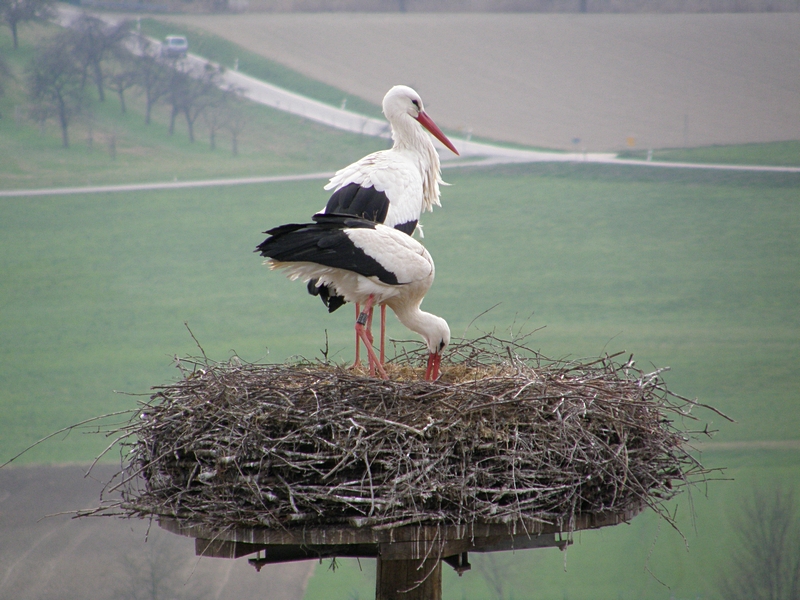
[162,35,188,58]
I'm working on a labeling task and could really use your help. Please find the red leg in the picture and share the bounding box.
[353,303,361,367]
[379,305,386,365]
[355,295,386,379]
[365,304,374,346]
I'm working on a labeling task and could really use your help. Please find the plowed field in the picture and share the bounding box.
[165,12,800,151]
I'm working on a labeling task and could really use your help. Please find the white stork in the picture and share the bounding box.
[310,85,459,365]
[257,214,450,381]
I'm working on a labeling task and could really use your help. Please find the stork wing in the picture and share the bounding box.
[344,223,434,286]
[323,151,424,233]
[257,216,399,285]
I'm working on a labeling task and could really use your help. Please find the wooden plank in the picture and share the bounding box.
[159,505,642,557]
[376,555,442,600]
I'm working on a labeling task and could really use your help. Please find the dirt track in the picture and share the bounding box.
[0,465,314,600]
[164,13,800,151]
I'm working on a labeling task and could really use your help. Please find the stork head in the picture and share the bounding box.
[383,85,459,156]
[422,314,450,381]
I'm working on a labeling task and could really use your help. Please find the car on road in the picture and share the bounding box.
[161,35,188,59]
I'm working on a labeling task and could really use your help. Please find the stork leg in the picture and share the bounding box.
[365,304,375,346]
[380,305,386,365]
[355,295,386,379]
[353,303,361,366]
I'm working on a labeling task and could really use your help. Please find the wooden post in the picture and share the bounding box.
[376,556,442,600]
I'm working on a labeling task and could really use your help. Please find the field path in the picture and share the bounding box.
[3,152,798,197]
[3,152,798,196]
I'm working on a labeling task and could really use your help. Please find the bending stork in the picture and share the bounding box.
[257,214,450,381]
[310,85,459,364]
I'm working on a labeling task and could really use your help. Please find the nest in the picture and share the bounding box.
[88,333,719,534]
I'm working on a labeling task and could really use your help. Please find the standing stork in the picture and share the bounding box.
[310,85,459,364]
[257,214,450,381]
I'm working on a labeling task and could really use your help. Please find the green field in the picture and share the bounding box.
[3,164,798,462]
[2,162,798,599]
[0,23,385,189]
[2,19,799,600]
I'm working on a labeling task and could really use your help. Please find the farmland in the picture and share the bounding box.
[163,12,800,151]
[3,163,799,462]
[2,161,798,598]
[1,15,799,600]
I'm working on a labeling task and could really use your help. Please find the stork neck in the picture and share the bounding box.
[391,303,449,355]
[393,115,434,154]
[391,116,443,214]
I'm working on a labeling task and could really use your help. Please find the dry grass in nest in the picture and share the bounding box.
[81,332,725,535]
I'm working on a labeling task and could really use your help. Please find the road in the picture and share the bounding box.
[5,6,796,201]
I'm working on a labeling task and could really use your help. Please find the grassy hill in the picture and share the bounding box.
[0,22,385,189]
[1,18,799,600]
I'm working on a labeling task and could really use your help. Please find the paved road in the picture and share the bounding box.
[0,172,334,197]
[3,155,798,197]
[6,7,795,200]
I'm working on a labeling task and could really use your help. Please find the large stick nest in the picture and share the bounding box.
[91,333,719,533]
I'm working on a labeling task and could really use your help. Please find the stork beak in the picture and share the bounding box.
[425,352,442,381]
[416,111,460,156]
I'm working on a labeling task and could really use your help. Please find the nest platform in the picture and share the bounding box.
[86,334,715,595]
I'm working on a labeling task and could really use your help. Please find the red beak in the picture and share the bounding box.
[425,353,442,381]
[415,111,459,156]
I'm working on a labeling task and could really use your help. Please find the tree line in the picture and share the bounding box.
[2,2,247,153]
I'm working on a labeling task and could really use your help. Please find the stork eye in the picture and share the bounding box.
[411,99,421,109]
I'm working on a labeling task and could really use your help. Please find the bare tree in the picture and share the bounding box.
[115,535,212,600]
[67,12,131,102]
[0,0,54,50]
[718,483,800,600]
[0,52,12,115]
[201,87,226,151]
[105,45,139,114]
[133,43,171,125]
[26,34,86,148]
[165,60,224,143]
[202,83,244,151]
[224,96,248,156]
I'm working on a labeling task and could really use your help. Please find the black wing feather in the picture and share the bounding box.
[256,214,399,286]
[323,183,390,224]
[313,184,411,311]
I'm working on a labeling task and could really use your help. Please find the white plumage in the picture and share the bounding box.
[257,215,450,380]
[313,85,459,369]
[320,84,459,236]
